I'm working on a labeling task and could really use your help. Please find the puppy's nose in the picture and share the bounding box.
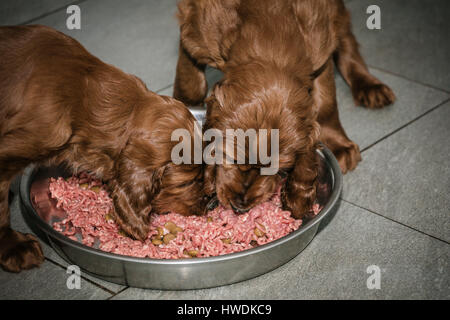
[230,201,250,214]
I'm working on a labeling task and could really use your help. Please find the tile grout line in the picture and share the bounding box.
[18,0,90,26]
[155,83,174,94]
[360,97,450,153]
[44,257,117,296]
[368,65,450,95]
[340,198,450,245]
[106,286,130,300]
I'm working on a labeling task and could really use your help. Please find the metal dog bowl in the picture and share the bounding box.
[19,146,342,290]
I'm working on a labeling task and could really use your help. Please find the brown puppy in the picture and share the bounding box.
[174,0,395,218]
[0,25,206,272]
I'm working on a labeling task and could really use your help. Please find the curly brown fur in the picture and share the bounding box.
[174,0,394,216]
[0,25,206,272]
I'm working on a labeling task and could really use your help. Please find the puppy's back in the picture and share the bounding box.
[0,26,148,161]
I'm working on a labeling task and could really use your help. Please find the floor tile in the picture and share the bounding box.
[8,195,126,293]
[336,69,449,150]
[112,201,450,300]
[346,0,450,91]
[343,102,450,242]
[155,86,174,96]
[31,0,180,92]
[0,260,111,299]
[0,0,74,26]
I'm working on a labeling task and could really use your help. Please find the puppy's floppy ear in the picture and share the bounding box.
[148,165,167,196]
[108,178,151,241]
[107,144,164,241]
[203,164,216,196]
[204,82,224,198]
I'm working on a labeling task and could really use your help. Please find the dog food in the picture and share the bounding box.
[50,173,321,259]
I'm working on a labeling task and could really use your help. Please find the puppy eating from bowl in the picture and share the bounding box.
[174,0,395,219]
[0,25,207,272]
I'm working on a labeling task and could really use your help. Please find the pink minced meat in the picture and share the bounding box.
[50,173,321,259]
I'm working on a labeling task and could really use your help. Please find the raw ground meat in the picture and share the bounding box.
[50,173,321,259]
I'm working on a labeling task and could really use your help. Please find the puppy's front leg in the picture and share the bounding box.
[282,147,319,220]
[173,42,208,106]
[315,61,361,174]
[0,174,44,273]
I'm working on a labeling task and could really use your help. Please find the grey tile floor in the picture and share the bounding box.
[0,0,449,300]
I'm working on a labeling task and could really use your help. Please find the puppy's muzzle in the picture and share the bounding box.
[230,201,250,214]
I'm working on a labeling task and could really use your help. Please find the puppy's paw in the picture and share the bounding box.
[352,81,396,109]
[334,141,362,174]
[281,183,316,220]
[0,229,44,273]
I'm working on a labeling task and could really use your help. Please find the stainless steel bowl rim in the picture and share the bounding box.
[19,147,342,266]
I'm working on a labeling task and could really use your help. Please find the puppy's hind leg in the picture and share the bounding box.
[334,9,395,109]
[173,42,208,106]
